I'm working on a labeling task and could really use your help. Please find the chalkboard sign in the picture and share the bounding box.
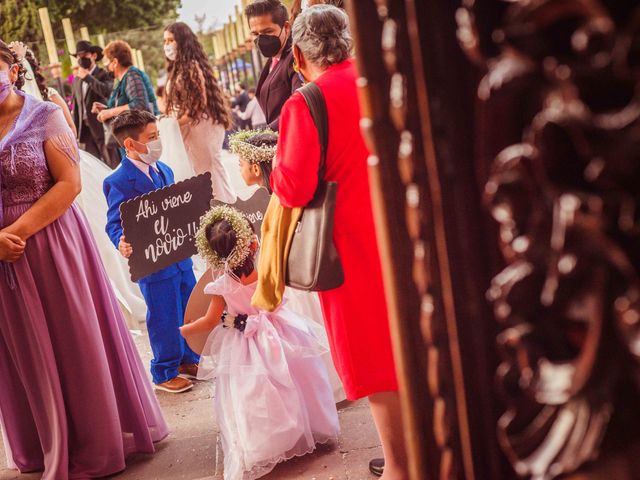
[120,173,213,282]
[213,187,271,239]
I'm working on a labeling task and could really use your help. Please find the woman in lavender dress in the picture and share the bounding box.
[0,41,168,479]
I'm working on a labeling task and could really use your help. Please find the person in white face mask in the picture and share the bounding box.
[0,40,170,480]
[162,22,236,204]
[103,109,201,394]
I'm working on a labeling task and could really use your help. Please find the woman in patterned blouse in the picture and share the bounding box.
[94,40,159,123]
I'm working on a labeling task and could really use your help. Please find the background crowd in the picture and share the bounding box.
[0,1,408,480]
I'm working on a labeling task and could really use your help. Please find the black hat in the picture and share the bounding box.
[72,40,103,61]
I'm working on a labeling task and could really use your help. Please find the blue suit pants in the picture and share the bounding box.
[139,269,200,384]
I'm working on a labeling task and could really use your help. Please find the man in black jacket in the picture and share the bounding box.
[246,0,303,131]
[71,41,117,167]
[232,83,251,130]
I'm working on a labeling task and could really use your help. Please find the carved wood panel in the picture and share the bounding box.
[347,1,503,479]
[348,0,640,478]
[457,1,640,478]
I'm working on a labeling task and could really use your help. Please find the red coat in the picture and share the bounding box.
[271,59,398,400]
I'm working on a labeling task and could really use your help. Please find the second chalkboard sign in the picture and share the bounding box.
[120,173,213,282]
[212,187,271,239]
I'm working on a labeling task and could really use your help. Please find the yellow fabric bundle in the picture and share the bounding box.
[251,194,303,311]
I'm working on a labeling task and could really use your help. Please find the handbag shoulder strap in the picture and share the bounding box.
[298,82,329,179]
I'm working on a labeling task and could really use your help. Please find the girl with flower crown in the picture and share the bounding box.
[229,129,346,402]
[229,128,277,193]
[180,205,339,480]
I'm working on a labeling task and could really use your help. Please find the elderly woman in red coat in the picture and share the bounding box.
[270,5,408,480]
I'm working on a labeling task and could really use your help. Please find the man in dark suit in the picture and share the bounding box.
[71,41,117,167]
[245,0,303,131]
[232,83,251,130]
[233,83,250,111]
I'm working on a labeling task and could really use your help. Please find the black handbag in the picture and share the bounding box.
[285,83,345,291]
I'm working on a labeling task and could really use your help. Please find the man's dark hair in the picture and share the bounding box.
[239,83,247,90]
[111,110,157,146]
[245,0,289,27]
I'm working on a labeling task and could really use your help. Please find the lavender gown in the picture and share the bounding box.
[0,92,169,479]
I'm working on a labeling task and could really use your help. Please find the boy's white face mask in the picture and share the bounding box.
[134,138,163,165]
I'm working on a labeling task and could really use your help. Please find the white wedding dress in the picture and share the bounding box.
[158,116,194,182]
[76,150,148,327]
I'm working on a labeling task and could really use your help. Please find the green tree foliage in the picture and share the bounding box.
[46,0,181,34]
[0,0,180,50]
[0,0,41,45]
[0,0,181,86]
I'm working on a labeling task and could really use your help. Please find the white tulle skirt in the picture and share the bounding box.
[198,309,340,480]
[283,288,346,403]
[77,150,147,326]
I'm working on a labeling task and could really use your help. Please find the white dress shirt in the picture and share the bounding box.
[128,156,160,181]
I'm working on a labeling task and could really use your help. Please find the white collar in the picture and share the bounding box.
[128,156,159,180]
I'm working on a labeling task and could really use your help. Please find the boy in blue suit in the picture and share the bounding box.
[103,110,199,393]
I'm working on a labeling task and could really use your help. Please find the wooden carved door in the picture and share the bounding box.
[345,0,640,479]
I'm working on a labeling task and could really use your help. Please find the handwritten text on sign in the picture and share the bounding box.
[120,173,213,282]
[212,187,271,240]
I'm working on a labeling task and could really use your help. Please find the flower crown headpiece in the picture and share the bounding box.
[196,205,254,271]
[229,129,278,164]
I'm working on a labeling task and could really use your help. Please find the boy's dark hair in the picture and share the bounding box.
[245,0,289,27]
[248,87,256,95]
[111,110,157,146]
[206,219,255,278]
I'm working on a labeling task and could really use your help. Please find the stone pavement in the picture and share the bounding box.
[0,332,381,480]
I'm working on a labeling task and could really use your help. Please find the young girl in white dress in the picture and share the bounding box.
[180,206,339,480]
[229,129,346,403]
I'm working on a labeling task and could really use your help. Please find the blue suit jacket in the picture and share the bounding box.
[103,156,193,284]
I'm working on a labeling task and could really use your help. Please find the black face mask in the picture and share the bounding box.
[78,57,93,70]
[255,29,283,58]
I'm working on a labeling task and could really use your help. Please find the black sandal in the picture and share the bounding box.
[369,458,384,477]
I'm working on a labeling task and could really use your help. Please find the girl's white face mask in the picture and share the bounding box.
[0,69,14,105]
[164,44,177,61]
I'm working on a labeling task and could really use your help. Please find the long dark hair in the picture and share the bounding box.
[206,219,255,278]
[0,40,26,91]
[24,50,49,101]
[164,22,231,129]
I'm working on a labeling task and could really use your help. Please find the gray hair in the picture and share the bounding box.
[292,5,353,68]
